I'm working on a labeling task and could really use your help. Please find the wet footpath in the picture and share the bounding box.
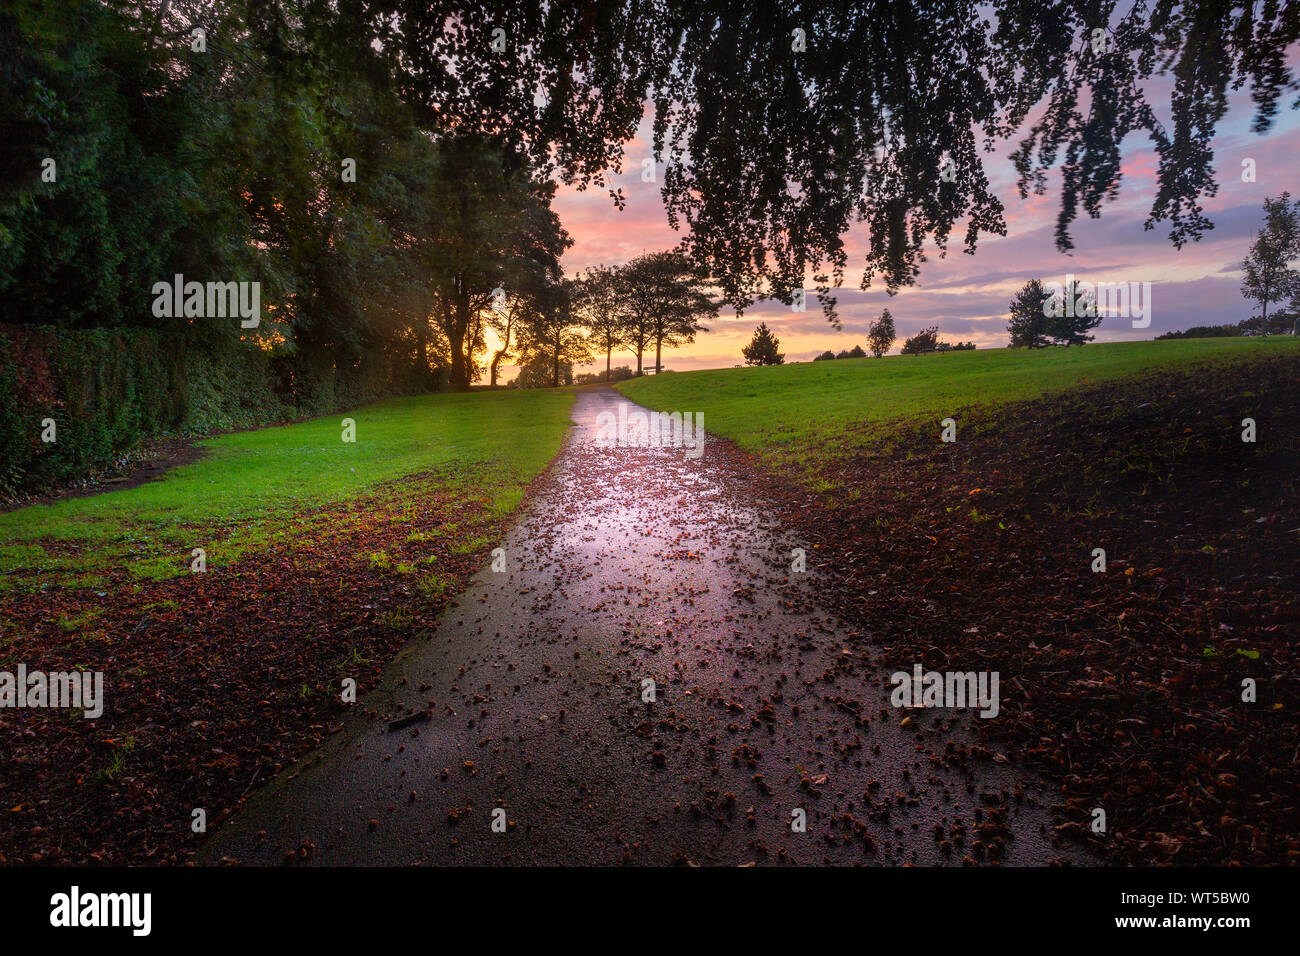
[203,388,1083,865]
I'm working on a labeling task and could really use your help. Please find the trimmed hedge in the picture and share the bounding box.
[0,325,186,492]
[181,344,287,435]
[0,324,431,495]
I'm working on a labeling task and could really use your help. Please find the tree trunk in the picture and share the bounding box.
[416,322,431,389]
[467,312,482,381]
[552,330,561,388]
[605,344,612,382]
[654,335,663,374]
[449,286,471,389]
[489,313,512,388]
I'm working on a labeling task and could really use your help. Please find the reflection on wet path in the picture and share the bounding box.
[205,388,1081,865]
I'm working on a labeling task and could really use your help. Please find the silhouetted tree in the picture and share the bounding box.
[1045,279,1102,346]
[516,279,592,388]
[742,323,785,366]
[868,309,897,356]
[901,326,940,354]
[574,265,630,382]
[412,137,572,388]
[1241,193,1300,333]
[621,252,717,374]
[1007,279,1052,348]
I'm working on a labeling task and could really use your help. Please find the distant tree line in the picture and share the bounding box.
[1156,323,1253,340]
[901,327,977,354]
[800,308,974,362]
[505,251,719,388]
[812,310,903,359]
[1009,194,1300,349]
[814,346,866,361]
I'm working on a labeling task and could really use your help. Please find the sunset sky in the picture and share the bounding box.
[542,76,1300,377]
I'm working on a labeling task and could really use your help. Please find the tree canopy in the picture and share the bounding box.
[6,0,1296,395]
[347,0,1299,321]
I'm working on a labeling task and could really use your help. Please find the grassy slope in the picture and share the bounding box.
[617,338,1300,478]
[0,388,575,588]
[0,387,577,863]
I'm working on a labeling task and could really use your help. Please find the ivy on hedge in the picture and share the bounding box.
[0,324,428,495]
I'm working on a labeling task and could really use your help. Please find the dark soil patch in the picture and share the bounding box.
[757,352,1299,865]
[0,476,506,864]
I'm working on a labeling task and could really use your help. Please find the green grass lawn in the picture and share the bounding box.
[618,338,1300,474]
[0,388,575,588]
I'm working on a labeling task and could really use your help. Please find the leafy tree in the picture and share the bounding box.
[868,309,897,357]
[0,0,584,412]
[846,344,867,358]
[516,279,593,389]
[574,266,629,382]
[0,0,262,340]
[619,276,654,377]
[1045,280,1102,346]
[1241,193,1300,333]
[813,350,837,361]
[620,252,717,374]
[901,326,940,355]
[742,322,785,366]
[1007,280,1052,348]
[419,137,571,389]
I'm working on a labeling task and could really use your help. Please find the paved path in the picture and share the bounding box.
[203,388,1080,865]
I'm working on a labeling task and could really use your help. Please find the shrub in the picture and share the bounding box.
[0,325,186,492]
[901,326,940,354]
